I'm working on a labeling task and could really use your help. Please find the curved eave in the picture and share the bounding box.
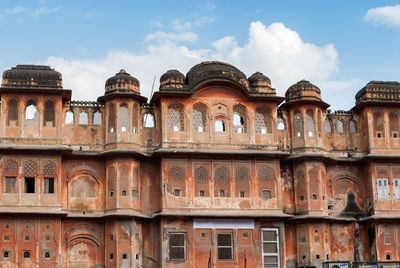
[280,98,330,109]
[151,79,284,105]
[352,100,400,112]
[97,92,147,103]
[0,87,71,100]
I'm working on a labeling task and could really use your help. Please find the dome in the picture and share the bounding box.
[285,80,321,102]
[159,70,185,91]
[105,69,140,94]
[248,72,275,95]
[186,61,249,90]
[2,65,62,89]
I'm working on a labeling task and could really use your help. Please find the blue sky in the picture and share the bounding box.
[0,0,399,110]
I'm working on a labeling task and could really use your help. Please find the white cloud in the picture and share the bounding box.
[42,21,343,104]
[32,6,60,17]
[5,6,25,15]
[364,4,400,27]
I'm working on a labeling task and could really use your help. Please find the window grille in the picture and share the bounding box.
[194,166,209,197]
[168,103,184,132]
[108,167,116,197]
[43,162,56,177]
[108,103,116,133]
[4,160,18,176]
[120,165,129,197]
[214,166,230,197]
[132,167,139,199]
[233,104,247,133]
[193,103,208,132]
[169,233,185,260]
[258,167,275,198]
[132,104,138,132]
[217,233,233,260]
[23,161,38,177]
[374,112,384,137]
[255,106,272,134]
[261,228,279,268]
[169,166,186,196]
[235,166,249,197]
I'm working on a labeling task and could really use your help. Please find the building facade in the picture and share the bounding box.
[0,62,399,268]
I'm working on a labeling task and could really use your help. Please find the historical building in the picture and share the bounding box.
[0,62,399,268]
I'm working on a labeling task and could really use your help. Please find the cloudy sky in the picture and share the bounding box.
[0,0,399,110]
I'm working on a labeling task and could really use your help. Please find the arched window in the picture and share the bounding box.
[257,167,275,199]
[390,112,399,138]
[71,176,95,198]
[305,110,314,137]
[65,111,74,124]
[374,111,384,138]
[233,104,247,133]
[93,110,102,125]
[214,166,230,197]
[255,106,272,134]
[7,98,19,126]
[120,165,129,196]
[193,103,208,132]
[79,111,88,125]
[119,104,129,132]
[349,120,357,134]
[235,166,250,197]
[132,104,138,133]
[194,166,209,197]
[108,103,116,133]
[25,99,38,127]
[44,100,55,127]
[143,113,155,128]
[108,166,116,197]
[336,120,344,134]
[168,102,184,132]
[168,166,186,196]
[277,117,285,130]
[23,251,30,258]
[294,111,302,137]
[324,119,331,133]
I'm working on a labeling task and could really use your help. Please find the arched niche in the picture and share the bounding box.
[68,174,100,211]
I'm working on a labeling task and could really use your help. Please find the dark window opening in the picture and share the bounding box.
[312,194,317,200]
[243,232,248,238]
[394,133,398,138]
[23,251,30,258]
[122,253,128,259]
[44,178,54,194]
[240,191,245,198]
[386,254,391,260]
[121,190,127,196]
[45,235,50,241]
[44,252,50,259]
[174,189,180,196]
[316,255,320,259]
[4,235,9,241]
[300,195,305,201]
[217,233,233,260]
[377,132,382,138]
[24,235,30,241]
[110,254,113,260]
[219,190,225,197]
[201,232,206,238]
[169,233,185,260]
[199,190,205,197]
[24,177,35,193]
[110,191,114,197]
[4,251,9,258]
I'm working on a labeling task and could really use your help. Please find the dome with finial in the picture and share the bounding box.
[159,70,185,91]
[105,69,140,94]
[285,79,321,102]
[248,72,275,95]
[2,65,62,89]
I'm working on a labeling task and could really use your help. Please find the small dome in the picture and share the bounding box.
[2,65,62,89]
[186,61,249,90]
[159,70,185,91]
[248,72,275,95]
[285,80,321,102]
[105,69,140,94]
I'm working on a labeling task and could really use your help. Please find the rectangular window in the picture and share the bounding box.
[217,233,233,261]
[394,179,400,200]
[377,178,389,200]
[169,233,185,260]
[43,178,54,194]
[5,177,16,193]
[262,228,280,268]
[24,177,35,193]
